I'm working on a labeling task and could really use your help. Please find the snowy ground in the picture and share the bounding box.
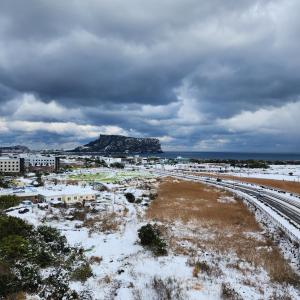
[226,164,300,182]
[49,167,154,184]
[168,163,300,182]
[6,175,300,300]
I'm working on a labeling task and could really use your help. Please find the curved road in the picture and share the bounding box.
[153,170,300,230]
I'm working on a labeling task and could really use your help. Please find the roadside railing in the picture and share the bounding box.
[155,169,300,246]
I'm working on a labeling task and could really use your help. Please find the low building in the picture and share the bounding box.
[0,186,40,203]
[99,156,122,165]
[0,184,98,205]
[0,157,25,174]
[38,185,98,204]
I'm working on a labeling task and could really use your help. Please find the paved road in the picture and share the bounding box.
[154,170,300,229]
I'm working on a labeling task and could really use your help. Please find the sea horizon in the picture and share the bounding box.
[152,151,300,161]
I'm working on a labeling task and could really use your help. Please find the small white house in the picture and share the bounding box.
[38,185,99,204]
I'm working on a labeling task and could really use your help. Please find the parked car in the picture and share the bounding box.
[18,208,29,214]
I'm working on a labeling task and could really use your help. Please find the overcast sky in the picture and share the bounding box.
[0,0,300,152]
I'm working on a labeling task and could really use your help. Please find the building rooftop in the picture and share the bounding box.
[38,185,98,197]
[0,184,98,197]
[0,156,19,160]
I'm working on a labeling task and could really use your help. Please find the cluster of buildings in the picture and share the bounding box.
[0,155,60,174]
[59,155,151,169]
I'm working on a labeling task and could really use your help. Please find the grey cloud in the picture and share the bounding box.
[0,0,287,106]
[0,0,300,151]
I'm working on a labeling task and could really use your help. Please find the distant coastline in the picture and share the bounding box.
[145,151,300,161]
[63,150,300,161]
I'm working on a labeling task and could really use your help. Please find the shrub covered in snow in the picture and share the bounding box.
[221,282,242,300]
[39,270,79,300]
[138,223,167,256]
[152,276,185,300]
[0,215,92,299]
[71,262,93,282]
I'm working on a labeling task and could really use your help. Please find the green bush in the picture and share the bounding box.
[125,192,135,203]
[40,270,79,299]
[17,263,41,293]
[0,261,19,296]
[0,195,21,210]
[34,248,54,268]
[37,225,61,243]
[149,193,158,200]
[138,223,160,246]
[37,225,68,253]
[71,263,93,282]
[0,215,88,298]
[0,235,29,262]
[0,215,33,240]
[138,224,167,256]
[110,162,125,169]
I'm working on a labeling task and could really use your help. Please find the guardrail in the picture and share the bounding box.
[239,192,300,245]
[155,170,300,245]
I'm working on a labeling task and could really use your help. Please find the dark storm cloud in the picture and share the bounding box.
[0,0,300,151]
[0,0,282,106]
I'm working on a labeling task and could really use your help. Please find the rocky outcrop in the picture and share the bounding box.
[72,135,163,154]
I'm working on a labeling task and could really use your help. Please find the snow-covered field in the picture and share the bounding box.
[50,167,154,184]
[6,174,300,300]
[170,163,300,182]
[8,178,204,299]
[226,164,300,182]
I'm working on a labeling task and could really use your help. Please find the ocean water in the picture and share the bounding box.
[150,152,300,161]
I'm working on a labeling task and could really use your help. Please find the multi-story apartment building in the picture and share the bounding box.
[0,157,25,174]
[21,155,60,172]
[0,154,60,174]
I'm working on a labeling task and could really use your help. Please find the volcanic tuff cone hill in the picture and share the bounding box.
[72,134,163,154]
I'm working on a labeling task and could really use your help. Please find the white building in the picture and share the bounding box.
[0,157,23,173]
[0,184,99,204]
[38,185,99,204]
[99,156,122,164]
[22,155,55,167]
[19,154,59,171]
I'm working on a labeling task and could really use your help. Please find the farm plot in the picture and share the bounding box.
[68,170,154,183]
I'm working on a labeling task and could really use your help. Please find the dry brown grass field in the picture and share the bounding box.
[147,178,299,286]
[192,172,300,194]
